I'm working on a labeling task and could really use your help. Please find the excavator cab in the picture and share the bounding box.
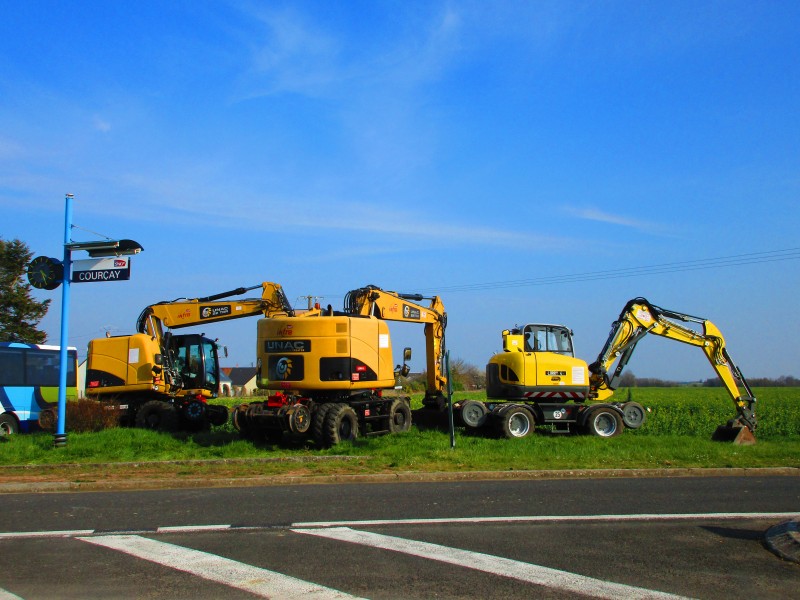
[489,324,589,400]
[167,334,221,397]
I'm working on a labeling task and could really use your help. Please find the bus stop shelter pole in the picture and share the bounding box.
[54,193,73,448]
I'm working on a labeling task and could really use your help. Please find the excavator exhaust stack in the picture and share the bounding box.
[712,422,757,445]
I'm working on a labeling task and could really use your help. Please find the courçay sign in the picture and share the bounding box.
[71,257,131,283]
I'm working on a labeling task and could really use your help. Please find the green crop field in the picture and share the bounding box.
[0,388,797,479]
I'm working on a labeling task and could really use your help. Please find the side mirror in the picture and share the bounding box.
[403,347,412,361]
[154,353,163,366]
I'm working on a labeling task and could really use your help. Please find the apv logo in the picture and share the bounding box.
[278,324,293,336]
[176,309,192,321]
[275,357,292,380]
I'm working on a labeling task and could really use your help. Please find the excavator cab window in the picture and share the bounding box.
[169,334,219,392]
[523,325,574,357]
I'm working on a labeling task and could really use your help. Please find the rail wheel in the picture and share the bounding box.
[621,402,646,429]
[460,400,489,429]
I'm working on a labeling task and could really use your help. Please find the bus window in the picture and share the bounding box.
[0,343,78,434]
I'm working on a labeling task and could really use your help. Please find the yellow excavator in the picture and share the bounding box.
[232,285,447,446]
[480,297,757,443]
[85,282,314,430]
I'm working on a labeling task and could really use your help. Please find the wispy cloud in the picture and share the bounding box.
[563,205,679,237]
[93,116,112,133]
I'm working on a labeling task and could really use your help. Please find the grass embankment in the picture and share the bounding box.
[0,388,797,487]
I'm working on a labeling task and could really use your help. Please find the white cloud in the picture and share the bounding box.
[93,116,112,133]
[564,205,665,232]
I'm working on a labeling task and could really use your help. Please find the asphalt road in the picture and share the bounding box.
[1,476,798,599]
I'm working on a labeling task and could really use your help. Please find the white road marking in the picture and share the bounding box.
[156,524,233,533]
[292,511,800,529]
[77,534,364,600]
[294,527,692,600]
[0,529,94,539]
[0,512,795,540]
[0,587,24,600]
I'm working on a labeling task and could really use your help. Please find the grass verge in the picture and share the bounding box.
[0,387,797,488]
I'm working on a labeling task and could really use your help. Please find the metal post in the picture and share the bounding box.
[54,193,73,447]
[446,351,455,449]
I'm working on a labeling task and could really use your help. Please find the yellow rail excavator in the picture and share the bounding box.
[85,282,314,430]
[232,285,447,446]
[479,297,757,443]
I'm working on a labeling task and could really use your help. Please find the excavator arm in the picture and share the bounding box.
[136,282,296,337]
[132,282,303,397]
[588,298,757,434]
[344,285,448,401]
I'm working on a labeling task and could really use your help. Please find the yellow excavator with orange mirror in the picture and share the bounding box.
[233,285,447,446]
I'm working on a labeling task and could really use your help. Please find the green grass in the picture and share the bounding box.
[0,388,797,474]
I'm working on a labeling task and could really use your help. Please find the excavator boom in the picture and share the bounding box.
[588,297,757,440]
[137,282,296,336]
[343,285,448,402]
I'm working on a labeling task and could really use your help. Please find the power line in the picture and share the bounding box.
[417,247,800,295]
[306,248,800,302]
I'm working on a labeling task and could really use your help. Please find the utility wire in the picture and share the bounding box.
[428,248,799,294]
[413,247,800,295]
[291,248,800,303]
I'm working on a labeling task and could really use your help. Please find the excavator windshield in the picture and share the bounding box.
[170,335,220,395]
[523,325,574,356]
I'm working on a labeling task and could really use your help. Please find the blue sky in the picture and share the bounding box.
[2,1,798,380]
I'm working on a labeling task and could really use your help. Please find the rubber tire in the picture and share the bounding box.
[324,404,359,446]
[0,413,19,436]
[621,402,646,429]
[460,400,489,429]
[135,401,177,431]
[311,403,337,446]
[585,407,623,438]
[498,405,533,439]
[388,399,412,433]
[38,408,57,432]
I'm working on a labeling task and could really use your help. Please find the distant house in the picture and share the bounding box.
[222,367,258,397]
[218,370,233,397]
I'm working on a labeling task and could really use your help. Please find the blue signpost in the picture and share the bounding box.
[53,194,74,447]
[28,193,143,447]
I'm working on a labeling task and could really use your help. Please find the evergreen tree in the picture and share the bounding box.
[0,238,50,343]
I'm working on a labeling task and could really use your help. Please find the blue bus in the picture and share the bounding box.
[0,343,78,435]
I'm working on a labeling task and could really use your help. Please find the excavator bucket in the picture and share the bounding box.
[712,424,757,445]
